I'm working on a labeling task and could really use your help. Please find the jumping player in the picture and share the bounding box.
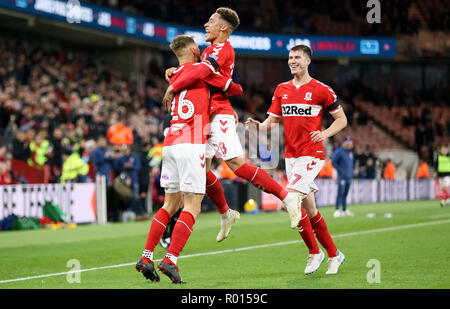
[163,8,302,241]
[246,44,348,275]
[136,35,243,283]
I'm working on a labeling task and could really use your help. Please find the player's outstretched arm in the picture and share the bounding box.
[171,62,215,93]
[310,109,347,143]
[204,73,243,97]
[245,115,281,132]
[161,72,243,111]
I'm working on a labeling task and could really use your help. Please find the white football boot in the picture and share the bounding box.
[343,210,354,217]
[304,249,326,275]
[333,210,342,218]
[216,209,240,242]
[283,192,303,229]
[326,250,346,275]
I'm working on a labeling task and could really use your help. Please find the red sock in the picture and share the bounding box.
[234,163,288,200]
[166,211,195,262]
[298,209,320,254]
[142,208,171,262]
[206,170,230,214]
[442,189,449,200]
[310,211,338,257]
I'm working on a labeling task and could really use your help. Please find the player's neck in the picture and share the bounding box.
[292,73,312,87]
[178,56,195,66]
[211,33,230,45]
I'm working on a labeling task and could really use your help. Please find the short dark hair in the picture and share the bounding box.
[216,7,240,32]
[169,35,196,57]
[290,44,312,59]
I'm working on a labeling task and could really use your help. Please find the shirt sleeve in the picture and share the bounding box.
[203,73,231,92]
[267,86,282,118]
[205,42,230,71]
[171,63,212,93]
[322,85,342,114]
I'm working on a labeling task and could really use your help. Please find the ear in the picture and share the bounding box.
[190,46,198,56]
[219,21,230,33]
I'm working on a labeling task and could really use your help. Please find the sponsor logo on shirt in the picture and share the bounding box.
[281,104,322,117]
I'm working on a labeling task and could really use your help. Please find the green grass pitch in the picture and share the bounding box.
[0,199,449,289]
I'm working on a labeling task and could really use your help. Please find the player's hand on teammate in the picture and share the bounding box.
[163,85,175,111]
[310,130,327,143]
[165,67,177,82]
[226,82,243,97]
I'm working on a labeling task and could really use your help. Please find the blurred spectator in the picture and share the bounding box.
[219,160,236,180]
[383,159,396,180]
[356,145,376,168]
[318,157,334,179]
[416,159,430,180]
[332,136,355,217]
[63,123,81,154]
[365,157,377,179]
[0,144,8,163]
[107,118,134,145]
[357,165,367,179]
[114,144,141,195]
[112,173,150,221]
[148,137,163,168]
[12,129,31,161]
[47,127,64,182]
[0,161,12,185]
[27,129,50,168]
[87,112,109,140]
[60,148,90,183]
[90,136,118,185]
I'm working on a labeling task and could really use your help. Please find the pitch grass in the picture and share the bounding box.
[0,199,449,289]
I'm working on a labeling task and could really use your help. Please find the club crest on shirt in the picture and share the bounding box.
[304,92,312,101]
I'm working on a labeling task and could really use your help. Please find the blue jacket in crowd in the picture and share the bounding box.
[90,146,114,184]
[332,146,354,180]
[114,153,141,194]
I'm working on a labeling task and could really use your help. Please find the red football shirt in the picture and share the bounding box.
[201,40,235,116]
[267,78,342,159]
[164,63,211,146]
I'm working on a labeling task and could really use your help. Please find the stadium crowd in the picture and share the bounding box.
[342,77,450,162]
[0,37,170,219]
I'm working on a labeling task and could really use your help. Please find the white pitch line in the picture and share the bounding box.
[1,218,449,284]
[428,213,450,219]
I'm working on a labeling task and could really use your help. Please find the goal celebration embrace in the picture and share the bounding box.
[136,7,348,284]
